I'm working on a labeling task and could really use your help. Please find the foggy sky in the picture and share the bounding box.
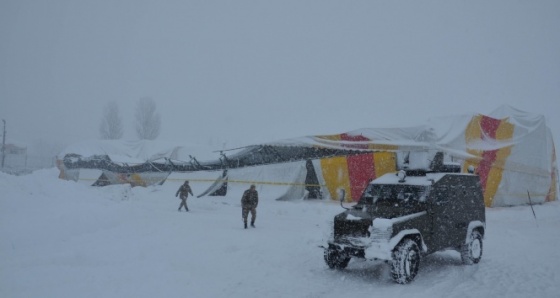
[1,0,559,154]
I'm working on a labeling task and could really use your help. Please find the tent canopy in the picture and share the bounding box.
[57,106,558,207]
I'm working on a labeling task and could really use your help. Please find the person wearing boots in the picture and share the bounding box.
[241,184,259,229]
[176,180,194,212]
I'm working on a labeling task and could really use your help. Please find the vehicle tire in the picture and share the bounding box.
[391,239,420,284]
[324,248,351,269]
[461,230,483,265]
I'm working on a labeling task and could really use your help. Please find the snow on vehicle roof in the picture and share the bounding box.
[371,172,450,186]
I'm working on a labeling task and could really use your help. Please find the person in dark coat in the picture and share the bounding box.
[241,184,259,229]
[176,180,194,212]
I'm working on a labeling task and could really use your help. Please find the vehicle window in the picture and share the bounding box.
[357,184,430,207]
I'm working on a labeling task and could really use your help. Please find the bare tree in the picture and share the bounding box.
[135,97,161,140]
[99,101,124,140]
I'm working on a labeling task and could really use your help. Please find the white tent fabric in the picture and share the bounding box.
[57,106,558,207]
[226,161,307,202]
[58,139,225,164]
[486,106,555,205]
[265,106,557,207]
[164,162,308,202]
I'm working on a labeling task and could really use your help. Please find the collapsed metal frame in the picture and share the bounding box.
[61,145,373,173]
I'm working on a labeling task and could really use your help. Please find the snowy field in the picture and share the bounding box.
[1,168,560,298]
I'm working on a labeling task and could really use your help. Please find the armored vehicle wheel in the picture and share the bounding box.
[324,248,351,269]
[461,230,483,265]
[391,239,420,284]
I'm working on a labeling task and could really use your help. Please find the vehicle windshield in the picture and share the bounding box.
[356,184,430,207]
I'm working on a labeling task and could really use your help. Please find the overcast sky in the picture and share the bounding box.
[1,0,559,153]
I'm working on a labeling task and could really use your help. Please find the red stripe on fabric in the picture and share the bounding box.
[346,153,375,201]
[477,116,501,190]
[340,133,369,149]
[340,134,374,201]
[478,150,497,191]
[480,116,501,139]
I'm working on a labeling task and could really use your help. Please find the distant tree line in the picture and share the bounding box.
[99,97,161,140]
[99,101,123,140]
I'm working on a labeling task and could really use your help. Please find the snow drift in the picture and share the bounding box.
[2,168,560,298]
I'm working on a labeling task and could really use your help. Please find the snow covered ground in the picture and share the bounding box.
[1,168,560,298]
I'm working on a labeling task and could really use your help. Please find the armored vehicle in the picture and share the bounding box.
[323,168,486,284]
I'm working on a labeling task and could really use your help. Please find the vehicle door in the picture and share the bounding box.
[428,177,460,251]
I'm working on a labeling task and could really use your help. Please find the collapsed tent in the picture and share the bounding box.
[272,105,557,207]
[57,106,558,207]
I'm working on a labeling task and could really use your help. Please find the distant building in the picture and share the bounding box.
[2,142,28,173]
[4,143,27,155]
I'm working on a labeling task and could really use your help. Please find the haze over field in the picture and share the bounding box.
[1,1,559,155]
[2,2,560,296]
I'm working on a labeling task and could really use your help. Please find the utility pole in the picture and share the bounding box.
[1,119,6,168]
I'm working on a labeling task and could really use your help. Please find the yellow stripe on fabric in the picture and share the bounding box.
[56,160,66,179]
[464,115,483,174]
[130,173,147,187]
[373,152,397,178]
[547,171,558,202]
[484,120,514,207]
[315,134,342,141]
[367,144,399,151]
[320,156,352,202]
[547,142,558,202]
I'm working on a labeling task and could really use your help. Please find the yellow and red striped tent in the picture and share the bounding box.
[277,106,557,207]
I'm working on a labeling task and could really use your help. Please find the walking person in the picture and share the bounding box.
[241,184,259,229]
[176,180,194,212]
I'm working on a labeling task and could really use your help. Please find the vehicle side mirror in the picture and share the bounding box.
[338,188,346,202]
[338,188,349,210]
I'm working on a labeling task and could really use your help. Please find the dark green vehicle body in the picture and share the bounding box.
[324,170,486,283]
